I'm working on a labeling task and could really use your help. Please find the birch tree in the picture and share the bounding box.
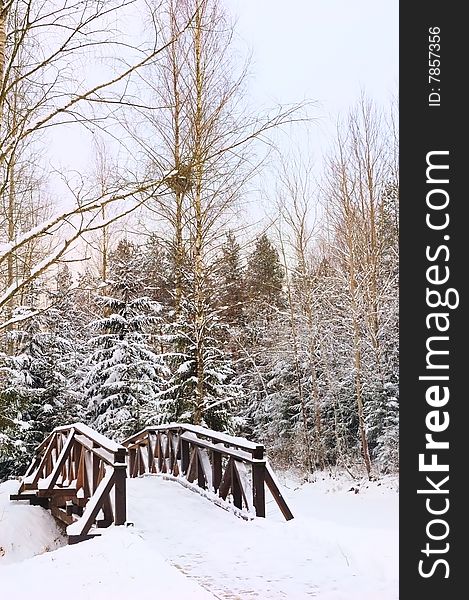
[0,0,191,326]
[132,0,307,428]
[323,96,399,476]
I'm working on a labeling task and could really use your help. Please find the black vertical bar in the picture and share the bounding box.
[400,3,464,598]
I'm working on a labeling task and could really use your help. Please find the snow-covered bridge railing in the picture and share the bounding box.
[123,423,293,521]
[10,423,127,544]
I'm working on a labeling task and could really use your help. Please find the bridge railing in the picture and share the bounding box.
[10,422,127,543]
[123,423,293,520]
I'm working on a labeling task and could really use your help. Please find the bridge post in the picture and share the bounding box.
[252,445,266,517]
[128,447,136,477]
[114,449,127,525]
[181,438,190,475]
[212,449,222,492]
[92,442,100,493]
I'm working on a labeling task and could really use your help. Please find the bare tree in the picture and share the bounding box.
[322,95,398,477]
[276,154,326,469]
[0,0,194,328]
[128,0,310,426]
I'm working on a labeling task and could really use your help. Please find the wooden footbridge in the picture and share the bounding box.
[10,422,293,544]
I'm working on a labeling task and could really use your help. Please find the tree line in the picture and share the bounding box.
[0,0,398,480]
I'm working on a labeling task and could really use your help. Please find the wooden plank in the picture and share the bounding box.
[23,434,57,491]
[138,446,146,475]
[74,435,115,465]
[84,449,94,498]
[53,423,123,453]
[182,424,262,452]
[76,448,90,498]
[113,448,127,465]
[36,430,55,453]
[168,432,178,474]
[172,432,180,456]
[121,426,152,447]
[159,433,167,459]
[72,442,83,482]
[68,531,101,545]
[128,448,137,478]
[10,491,38,501]
[37,487,77,498]
[114,465,126,526]
[148,435,156,474]
[252,461,266,517]
[40,430,75,491]
[126,424,261,453]
[181,439,190,475]
[218,458,233,500]
[71,496,88,508]
[157,433,163,472]
[92,447,100,493]
[233,460,252,512]
[134,445,140,475]
[179,432,258,463]
[100,492,114,527]
[212,451,222,492]
[197,448,212,490]
[140,444,149,472]
[197,453,206,490]
[187,447,198,483]
[67,468,115,537]
[265,463,294,521]
[23,454,40,479]
[51,505,79,526]
[231,459,242,509]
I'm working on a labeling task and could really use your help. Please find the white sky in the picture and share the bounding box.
[228,0,398,107]
[227,0,398,152]
[46,0,398,225]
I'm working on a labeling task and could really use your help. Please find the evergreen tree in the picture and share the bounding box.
[246,234,285,311]
[140,234,176,308]
[217,231,245,325]
[84,240,169,440]
[161,295,241,432]
[0,300,81,478]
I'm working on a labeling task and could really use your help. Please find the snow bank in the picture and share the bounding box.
[1,526,216,599]
[0,479,66,566]
[1,471,398,599]
[125,472,398,599]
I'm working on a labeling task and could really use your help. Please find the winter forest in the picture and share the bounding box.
[0,0,398,482]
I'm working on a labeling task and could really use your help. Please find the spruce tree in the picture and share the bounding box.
[84,240,169,440]
[0,300,80,477]
[218,231,245,325]
[246,234,285,311]
[161,295,241,432]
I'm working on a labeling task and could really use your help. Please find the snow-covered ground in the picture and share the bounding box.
[0,479,66,565]
[1,472,398,599]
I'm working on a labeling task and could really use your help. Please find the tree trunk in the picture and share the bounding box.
[0,4,7,129]
[192,0,205,425]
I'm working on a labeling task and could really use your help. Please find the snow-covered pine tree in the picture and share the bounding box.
[364,180,399,471]
[245,234,285,313]
[238,234,287,442]
[84,239,169,440]
[217,231,245,326]
[161,293,241,432]
[0,289,82,478]
[140,234,177,308]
